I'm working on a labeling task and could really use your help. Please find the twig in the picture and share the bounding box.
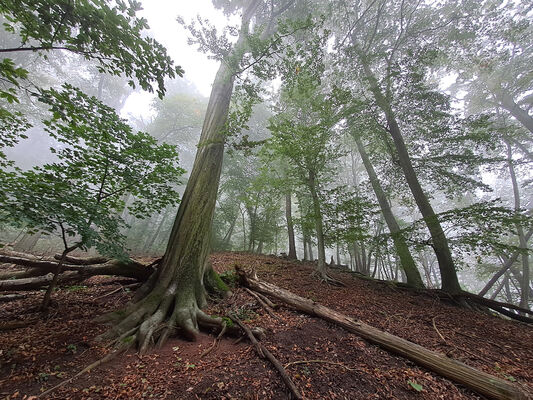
[229,314,302,400]
[284,359,358,372]
[201,322,227,358]
[432,317,446,342]
[97,283,140,299]
[431,317,489,362]
[245,288,282,321]
[38,347,127,398]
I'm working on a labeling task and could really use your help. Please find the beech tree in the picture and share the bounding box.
[100,0,302,351]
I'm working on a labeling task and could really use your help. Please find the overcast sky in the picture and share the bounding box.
[122,0,236,119]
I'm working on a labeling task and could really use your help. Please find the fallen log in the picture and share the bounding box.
[0,260,154,291]
[53,254,109,265]
[460,291,533,317]
[236,267,529,400]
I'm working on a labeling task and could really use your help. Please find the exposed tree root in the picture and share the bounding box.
[229,314,302,400]
[200,321,227,358]
[313,269,346,287]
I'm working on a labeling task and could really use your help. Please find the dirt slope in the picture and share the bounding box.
[1,252,531,399]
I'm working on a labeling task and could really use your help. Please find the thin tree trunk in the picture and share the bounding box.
[505,140,530,309]
[142,208,171,253]
[14,231,41,252]
[359,56,461,294]
[498,91,533,135]
[354,135,424,287]
[285,192,297,259]
[308,171,327,277]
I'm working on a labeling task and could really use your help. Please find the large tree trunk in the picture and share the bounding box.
[359,56,461,294]
[237,269,529,400]
[354,135,424,288]
[99,2,262,352]
[285,192,297,259]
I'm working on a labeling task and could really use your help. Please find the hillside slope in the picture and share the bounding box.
[1,252,531,399]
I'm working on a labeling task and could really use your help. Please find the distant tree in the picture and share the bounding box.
[268,62,344,282]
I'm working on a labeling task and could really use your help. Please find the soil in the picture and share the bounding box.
[1,252,532,399]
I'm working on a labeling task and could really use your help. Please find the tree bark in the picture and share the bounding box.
[237,268,529,400]
[308,170,327,278]
[359,56,461,294]
[505,140,530,309]
[354,135,424,288]
[98,1,265,352]
[285,192,297,259]
[498,91,533,135]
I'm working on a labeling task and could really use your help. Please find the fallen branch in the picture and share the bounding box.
[229,314,302,400]
[459,292,533,317]
[245,288,282,321]
[200,322,228,358]
[0,260,154,291]
[0,319,38,331]
[38,347,127,398]
[284,359,358,372]
[236,266,529,400]
[0,294,28,302]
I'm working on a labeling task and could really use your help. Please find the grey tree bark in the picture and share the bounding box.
[358,56,461,294]
[354,134,424,288]
[99,1,264,352]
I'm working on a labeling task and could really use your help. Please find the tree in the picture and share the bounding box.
[329,0,464,293]
[1,85,184,309]
[100,0,301,352]
[352,131,424,287]
[268,63,344,282]
[0,1,184,308]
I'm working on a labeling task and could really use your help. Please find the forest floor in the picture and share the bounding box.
[1,252,532,399]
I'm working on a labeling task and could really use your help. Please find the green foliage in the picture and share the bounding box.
[408,380,423,392]
[218,270,238,288]
[0,85,184,257]
[0,0,183,98]
[404,201,533,262]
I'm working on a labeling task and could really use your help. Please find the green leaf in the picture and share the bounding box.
[408,381,423,392]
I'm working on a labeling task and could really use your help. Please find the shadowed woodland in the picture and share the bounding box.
[0,0,532,399]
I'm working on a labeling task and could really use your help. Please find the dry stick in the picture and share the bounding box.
[229,314,302,400]
[237,267,529,400]
[38,347,127,398]
[432,317,491,363]
[200,322,228,358]
[97,283,140,299]
[431,317,446,342]
[254,290,277,309]
[244,287,282,321]
[284,359,358,372]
